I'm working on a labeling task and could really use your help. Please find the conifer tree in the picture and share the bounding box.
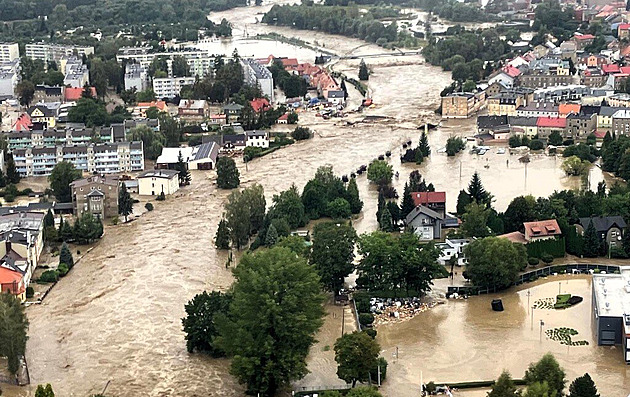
[215,219,230,250]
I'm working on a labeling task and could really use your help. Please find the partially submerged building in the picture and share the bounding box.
[592,267,630,363]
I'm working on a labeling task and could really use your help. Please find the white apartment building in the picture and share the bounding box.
[124,63,149,91]
[13,141,144,177]
[0,43,19,63]
[152,76,195,99]
[61,57,89,88]
[25,43,94,63]
[116,46,216,77]
[241,58,274,103]
[0,59,20,97]
[245,130,269,148]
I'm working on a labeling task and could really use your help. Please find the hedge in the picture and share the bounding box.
[527,237,565,259]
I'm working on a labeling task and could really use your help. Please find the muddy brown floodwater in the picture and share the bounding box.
[6,3,621,397]
[378,276,630,397]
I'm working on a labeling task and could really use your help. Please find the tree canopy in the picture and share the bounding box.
[48,161,82,203]
[464,237,527,290]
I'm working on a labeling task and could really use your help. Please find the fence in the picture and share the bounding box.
[447,263,622,296]
[351,298,362,332]
[294,383,353,396]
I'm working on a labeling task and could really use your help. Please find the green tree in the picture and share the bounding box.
[128,125,165,160]
[334,331,380,387]
[136,89,156,102]
[16,80,35,106]
[456,189,472,215]
[0,294,29,375]
[5,153,20,185]
[367,160,393,186]
[445,136,466,156]
[379,207,394,232]
[524,353,566,397]
[216,247,324,396]
[73,212,103,244]
[548,131,563,146]
[172,55,190,77]
[464,237,527,290]
[524,382,557,397]
[216,157,240,189]
[48,161,82,202]
[488,371,519,397]
[241,184,266,234]
[359,59,370,81]
[461,201,490,238]
[225,190,251,250]
[400,182,415,220]
[582,221,600,258]
[59,242,74,268]
[182,291,232,356]
[34,384,54,397]
[568,373,599,397]
[562,156,590,177]
[468,171,492,207]
[291,126,312,141]
[265,223,278,246]
[215,218,231,249]
[311,221,356,292]
[118,183,133,222]
[346,178,363,214]
[43,209,54,228]
[174,150,191,186]
[145,106,159,120]
[277,235,311,259]
[271,185,305,229]
[327,197,351,219]
[503,195,536,233]
[287,112,298,124]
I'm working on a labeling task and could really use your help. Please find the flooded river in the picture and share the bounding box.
[4,2,619,397]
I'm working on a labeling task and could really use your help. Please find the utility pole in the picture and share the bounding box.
[531,305,535,330]
[527,289,531,314]
[539,320,545,342]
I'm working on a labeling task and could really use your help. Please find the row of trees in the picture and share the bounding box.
[488,353,599,397]
[262,4,419,48]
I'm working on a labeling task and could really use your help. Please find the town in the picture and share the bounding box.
[0,0,629,396]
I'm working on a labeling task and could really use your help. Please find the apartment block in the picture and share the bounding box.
[25,43,94,63]
[0,43,19,63]
[13,141,144,177]
[61,57,89,88]
[0,59,19,97]
[116,46,216,77]
[124,63,149,91]
[152,76,195,99]
[241,58,274,103]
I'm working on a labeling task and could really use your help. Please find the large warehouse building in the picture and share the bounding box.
[592,267,630,363]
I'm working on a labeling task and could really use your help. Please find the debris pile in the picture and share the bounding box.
[370,297,441,326]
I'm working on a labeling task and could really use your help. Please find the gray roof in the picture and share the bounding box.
[223,103,244,111]
[246,130,267,138]
[579,216,627,233]
[508,116,538,127]
[477,115,509,129]
[328,90,345,98]
[137,169,179,179]
[193,142,219,161]
[405,205,444,225]
[70,175,119,188]
[600,106,625,117]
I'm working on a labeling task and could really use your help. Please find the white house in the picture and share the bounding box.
[437,239,471,266]
[155,142,219,170]
[488,71,515,90]
[246,130,269,148]
[137,169,179,196]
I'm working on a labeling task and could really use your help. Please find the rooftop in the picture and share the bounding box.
[411,191,446,207]
[524,219,561,237]
[137,169,179,179]
[592,266,630,319]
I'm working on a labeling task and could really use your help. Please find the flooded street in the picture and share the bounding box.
[378,276,630,397]
[6,3,620,397]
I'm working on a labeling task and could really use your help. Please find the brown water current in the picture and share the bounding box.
[5,3,623,397]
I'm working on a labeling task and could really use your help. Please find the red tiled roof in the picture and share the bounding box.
[411,191,446,207]
[137,101,167,111]
[0,266,24,295]
[537,117,566,128]
[620,66,630,74]
[250,98,270,113]
[281,58,299,68]
[12,113,32,131]
[503,65,522,77]
[65,87,96,101]
[619,23,630,30]
[574,34,595,40]
[602,64,620,74]
[524,219,561,238]
[498,231,527,244]
[278,113,288,121]
[594,130,607,138]
[558,103,581,115]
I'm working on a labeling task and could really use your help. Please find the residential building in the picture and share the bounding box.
[573,34,595,50]
[13,141,144,177]
[591,267,630,361]
[487,92,526,116]
[178,99,209,120]
[250,98,270,113]
[241,58,274,103]
[33,85,63,103]
[579,53,608,68]
[206,133,246,151]
[516,102,559,118]
[0,238,37,302]
[246,130,269,148]
[558,103,581,117]
[328,90,346,106]
[437,239,470,266]
[518,72,573,89]
[61,57,89,88]
[536,117,567,138]
[405,205,444,241]
[598,106,623,130]
[523,220,562,242]
[137,169,180,196]
[612,109,630,136]
[133,101,168,118]
[488,70,517,90]
[533,85,591,103]
[223,103,244,121]
[0,59,19,97]
[0,43,19,63]
[116,46,215,78]
[26,104,57,129]
[441,93,482,118]
[566,113,597,140]
[152,77,195,99]
[477,115,510,136]
[155,142,219,170]
[581,68,607,87]
[25,43,94,63]
[577,216,627,247]
[124,63,149,92]
[410,191,446,217]
[70,175,120,219]
[484,81,509,97]
[607,93,630,108]
[0,211,44,269]
[508,116,538,138]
